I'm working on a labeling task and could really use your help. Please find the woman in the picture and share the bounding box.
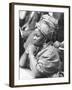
[20,15,61,79]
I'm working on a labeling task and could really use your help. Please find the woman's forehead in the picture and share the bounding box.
[35,29,41,35]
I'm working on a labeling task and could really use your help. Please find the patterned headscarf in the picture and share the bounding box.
[36,14,58,39]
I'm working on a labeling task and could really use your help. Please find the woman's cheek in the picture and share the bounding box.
[33,38,43,46]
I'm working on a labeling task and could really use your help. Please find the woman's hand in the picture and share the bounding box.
[25,44,36,54]
[29,44,36,54]
[54,41,60,48]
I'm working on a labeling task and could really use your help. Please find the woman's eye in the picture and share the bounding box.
[35,34,40,37]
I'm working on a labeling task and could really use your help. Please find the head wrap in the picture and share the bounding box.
[36,14,58,39]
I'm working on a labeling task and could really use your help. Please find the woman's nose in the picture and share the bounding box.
[35,28,39,32]
[33,36,37,40]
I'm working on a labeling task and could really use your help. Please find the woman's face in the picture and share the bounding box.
[33,23,46,46]
[33,29,43,41]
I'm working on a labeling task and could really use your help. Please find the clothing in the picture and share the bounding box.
[30,42,61,78]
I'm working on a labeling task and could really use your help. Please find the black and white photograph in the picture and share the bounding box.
[19,11,64,79]
[9,3,70,87]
